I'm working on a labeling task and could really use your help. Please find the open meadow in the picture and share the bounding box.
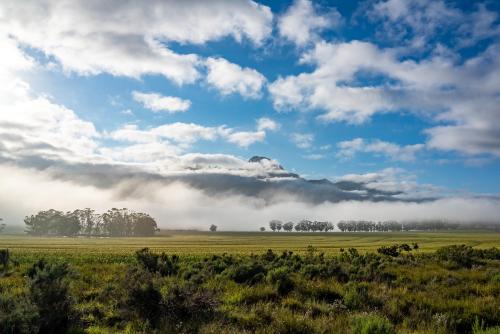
[1,231,500,333]
[1,231,499,260]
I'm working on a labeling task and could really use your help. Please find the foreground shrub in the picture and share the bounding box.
[135,248,178,276]
[351,314,395,334]
[228,262,266,285]
[267,267,295,296]
[344,282,372,310]
[271,313,316,334]
[120,268,162,327]
[473,318,500,334]
[0,294,39,334]
[0,249,9,271]
[436,245,482,268]
[163,284,218,332]
[26,259,74,334]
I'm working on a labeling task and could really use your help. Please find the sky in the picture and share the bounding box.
[1,0,500,229]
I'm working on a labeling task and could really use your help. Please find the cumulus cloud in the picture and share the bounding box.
[205,57,267,99]
[106,117,279,157]
[269,39,500,157]
[337,138,424,162]
[0,0,273,84]
[132,91,191,113]
[369,0,500,50]
[257,117,280,132]
[278,0,342,46]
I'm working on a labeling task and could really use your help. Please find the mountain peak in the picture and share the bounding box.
[248,156,271,163]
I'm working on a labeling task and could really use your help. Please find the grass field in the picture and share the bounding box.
[1,230,499,258]
[1,231,500,333]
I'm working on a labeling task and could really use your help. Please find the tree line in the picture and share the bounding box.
[24,208,158,237]
[264,219,500,232]
[267,219,334,232]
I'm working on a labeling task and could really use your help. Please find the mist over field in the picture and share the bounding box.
[1,163,499,230]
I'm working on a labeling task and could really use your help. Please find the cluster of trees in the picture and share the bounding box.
[24,208,158,237]
[267,220,334,232]
[264,219,500,233]
[337,220,403,232]
[337,220,493,232]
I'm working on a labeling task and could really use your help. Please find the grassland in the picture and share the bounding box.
[1,231,499,333]
[1,230,499,259]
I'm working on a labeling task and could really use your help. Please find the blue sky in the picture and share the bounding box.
[1,0,500,227]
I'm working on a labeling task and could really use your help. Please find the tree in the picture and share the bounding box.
[276,221,282,232]
[132,213,158,236]
[0,218,5,233]
[24,209,80,236]
[209,224,217,232]
[260,227,265,232]
[325,222,335,232]
[72,208,97,235]
[269,220,281,232]
[282,222,294,232]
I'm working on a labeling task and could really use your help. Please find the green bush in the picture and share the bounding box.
[351,314,395,334]
[0,249,9,271]
[228,262,267,285]
[436,245,483,268]
[120,268,163,327]
[135,248,178,276]
[26,259,74,334]
[271,313,316,334]
[0,294,39,334]
[344,282,372,310]
[163,284,218,332]
[473,318,500,334]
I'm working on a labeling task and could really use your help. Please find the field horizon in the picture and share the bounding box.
[2,230,499,258]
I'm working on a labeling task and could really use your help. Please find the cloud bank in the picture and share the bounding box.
[1,164,499,231]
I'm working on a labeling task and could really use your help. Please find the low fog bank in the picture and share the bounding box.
[0,164,499,231]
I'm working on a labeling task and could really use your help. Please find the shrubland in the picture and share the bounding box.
[0,243,499,333]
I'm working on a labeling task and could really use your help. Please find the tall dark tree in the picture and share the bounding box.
[282,222,294,232]
[269,220,281,232]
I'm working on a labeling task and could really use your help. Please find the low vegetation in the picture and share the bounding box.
[1,241,499,333]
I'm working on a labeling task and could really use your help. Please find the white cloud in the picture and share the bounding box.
[205,57,266,99]
[224,130,266,148]
[153,123,219,144]
[257,117,280,131]
[369,0,500,50]
[132,91,191,113]
[0,0,273,84]
[337,168,439,198]
[0,36,100,164]
[291,133,314,149]
[269,40,500,156]
[337,138,424,162]
[1,164,499,231]
[278,0,341,46]
[107,117,279,155]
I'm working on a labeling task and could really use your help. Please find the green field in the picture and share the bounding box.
[1,231,500,333]
[1,231,499,258]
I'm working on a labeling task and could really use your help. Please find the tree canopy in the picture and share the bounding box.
[24,208,158,237]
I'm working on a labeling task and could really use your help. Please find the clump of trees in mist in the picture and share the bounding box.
[266,219,500,232]
[268,220,334,232]
[24,208,158,237]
